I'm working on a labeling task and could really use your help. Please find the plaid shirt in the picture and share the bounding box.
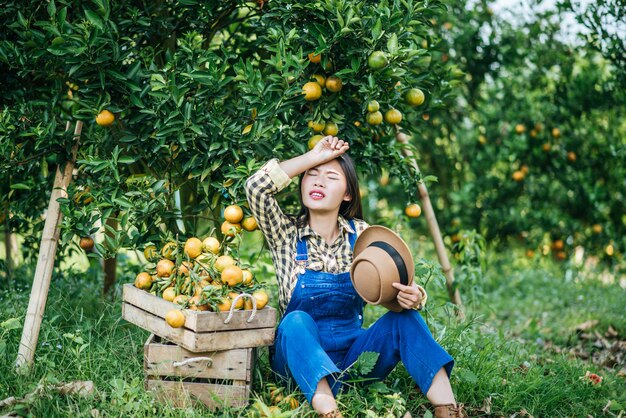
[245,158,370,313]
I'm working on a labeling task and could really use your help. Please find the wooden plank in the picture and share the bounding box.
[123,284,277,332]
[15,121,82,370]
[144,336,252,380]
[123,303,275,352]
[146,379,250,410]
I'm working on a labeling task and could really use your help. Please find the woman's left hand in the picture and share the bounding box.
[392,282,427,310]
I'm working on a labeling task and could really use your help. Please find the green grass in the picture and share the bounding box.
[1,248,625,417]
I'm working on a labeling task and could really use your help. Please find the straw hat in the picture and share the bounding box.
[350,225,414,312]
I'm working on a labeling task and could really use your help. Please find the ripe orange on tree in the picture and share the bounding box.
[551,239,564,251]
[184,237,203,259]
[79,236,94,250]
[592,224,602,234]
[165,309,185,328]
[202,236,220,254]
[512,171,525,182]
[405,88,425,106]
[143,245,157,260]
[95,109,115,127]
[310,120,325,132]
[520,165,529,175]
[221,265,244,286]
[384,108,402,125]
[323,122,338,136]
[542,143,552,152]
[242,216,258,231]
[215,255,235,272]
[405,203,422,218]
[308,52,321,63]
[325,76,342,93]
[224,204,244,223]
[302,81,322,101]
[134,272,153,290]
[308,135,323,150]
[567,151,577,162]
[366,111,383,125]
[221,220,242,237]
[241,269,253,285]
[515,124,526,134]
[311,74,325,88]
[551,127,561,138]
[156,259,175,277]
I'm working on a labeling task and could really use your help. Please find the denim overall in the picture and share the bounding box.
[271,220,455,403]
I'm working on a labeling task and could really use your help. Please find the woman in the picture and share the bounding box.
[245,136,464,418]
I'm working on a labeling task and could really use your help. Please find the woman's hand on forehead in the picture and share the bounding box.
[311,136,349,164]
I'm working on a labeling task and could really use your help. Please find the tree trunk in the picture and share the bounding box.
[102,216,118,295]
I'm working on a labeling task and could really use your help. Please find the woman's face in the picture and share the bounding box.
[301,160,351,215]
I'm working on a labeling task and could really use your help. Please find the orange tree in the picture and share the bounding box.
[384,0,626,264]
[0,0,457,269]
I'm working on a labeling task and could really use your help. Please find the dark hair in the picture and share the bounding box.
[295,154,363,227]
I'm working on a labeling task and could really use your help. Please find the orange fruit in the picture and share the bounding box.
[551,239,564,251]
[143,245,157,260]
[189,295,209,311]
[241,269,253,285]
[184,237,203,259]
[605,244,614,256]
[202,236,220,254]
[134,272,153,290]
[530,129,538,138]
[173,294,189,306]
[515,124,526,134]
[325,76,342,93]
[567,151,576,162]
[308,52,322,63]
[422,113,430,121]
[178,261,192,276]
[384,108,402,124]
[229,292,244,309]
[551,127,561,138]
[366,111,383,125]
[253,290,269,309]
[405,88,425,106]
[367,100,380,112]
[542,143,551,152]
[368,51,388,70]
[556,251,567,261]
[217,297,232,312]
[451,234,461,243]
[525,249,535,258]
[215,255,235,272]
[323,122,338,136]
[224,205,244,223]
[156,259,175,277]
[592,224,602,234]
[161,241,178,259]
[242,217,258,231]
[512,171,525,182]
[95,109,115,127]
[308,135,324,150]
[302,81,322,101]
[520,165,529,175]
[165,309,185,328]
[405,204,422,218]
[79,236,94,250]
[221,265,243,286]
[310,120,325,132]
[162,287,176,302]
[244,298,254,310]
[221,220,242,237]
[478,135,487,144]
[311,74,325,88]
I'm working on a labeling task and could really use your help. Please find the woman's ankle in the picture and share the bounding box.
[311,393,338,414]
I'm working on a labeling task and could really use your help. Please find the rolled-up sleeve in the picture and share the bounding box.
[245,159,295,247]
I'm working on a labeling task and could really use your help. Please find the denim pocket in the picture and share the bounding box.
[311,291,357,318]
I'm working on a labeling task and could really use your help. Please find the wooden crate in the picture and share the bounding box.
[122,283,276,352]
[144,334,254,410]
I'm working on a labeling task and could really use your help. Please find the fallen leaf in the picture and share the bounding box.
[575,320,599,332]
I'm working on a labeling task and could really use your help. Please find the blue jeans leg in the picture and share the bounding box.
[340,310,454,394]
[271,310,341,403]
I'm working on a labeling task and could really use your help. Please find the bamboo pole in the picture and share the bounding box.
[15,121,82,370]
[395,128,464,318]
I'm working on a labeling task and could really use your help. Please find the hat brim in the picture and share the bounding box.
[353,225,415,284]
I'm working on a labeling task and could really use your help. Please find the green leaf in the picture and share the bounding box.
[84,9,104,30]
[387,33,398,54]
[372,18,383,40]
[1,318,21,330]
[10,183,31,190]
[353,351,379,376]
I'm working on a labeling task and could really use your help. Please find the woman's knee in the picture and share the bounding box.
[279,310,317,335]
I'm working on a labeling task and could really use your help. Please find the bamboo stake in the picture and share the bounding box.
[395,128,464,318]
[15,121,82,370]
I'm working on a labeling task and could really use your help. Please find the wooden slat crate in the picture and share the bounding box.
[144,334,254,410]
[122,284,277,352]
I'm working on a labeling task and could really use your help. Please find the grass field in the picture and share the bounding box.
[0,246,624,417]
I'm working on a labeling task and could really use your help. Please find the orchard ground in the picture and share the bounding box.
[1,232,624,417]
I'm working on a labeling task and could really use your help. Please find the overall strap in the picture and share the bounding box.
[295,236,308,262]
[348,219,357,250]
